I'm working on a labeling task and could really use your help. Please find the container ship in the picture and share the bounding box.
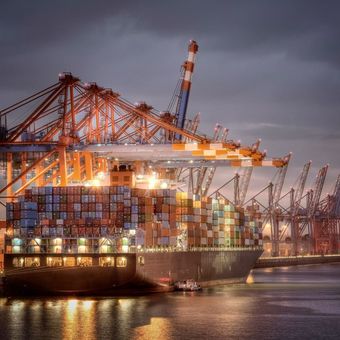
[0,40,288,296]
[3,183,263,295]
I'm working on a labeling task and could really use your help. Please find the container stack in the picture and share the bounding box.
[151,189,177,247]
[5,186,263,255]
[6,201,38,238]
[130,188,154,246]
[210,198,263,248]
[174,193,213,248]
[176,192,193,248]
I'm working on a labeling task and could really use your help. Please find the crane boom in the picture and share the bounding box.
[293,161,311,213]
[308,165,328,216]
[273,153,291,205]
[175,40,198,139]
[238,140,261,206]
[333,174,340,216]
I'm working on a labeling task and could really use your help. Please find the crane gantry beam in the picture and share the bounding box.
[0,71,288,200]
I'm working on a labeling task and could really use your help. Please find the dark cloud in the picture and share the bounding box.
[2,1,340,64]
[0,0,339,193]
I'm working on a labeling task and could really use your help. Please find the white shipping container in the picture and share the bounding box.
[200,237,207,245]
[194,215,201,222]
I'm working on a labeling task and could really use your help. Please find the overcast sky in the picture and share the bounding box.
[0,0,339,199]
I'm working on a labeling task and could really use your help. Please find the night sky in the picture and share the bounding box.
[1,0,339,198]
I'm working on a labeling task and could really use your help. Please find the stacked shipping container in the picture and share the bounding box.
[5,186,262,254]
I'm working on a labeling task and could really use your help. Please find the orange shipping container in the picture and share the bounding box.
[170,228,179,237]
[161,228,170,237]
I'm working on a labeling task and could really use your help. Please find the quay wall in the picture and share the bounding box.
[255,254,340,268]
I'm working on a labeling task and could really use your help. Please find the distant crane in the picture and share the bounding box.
[237,139,262,206]
[315,174,340,254]
[289,161,312,254]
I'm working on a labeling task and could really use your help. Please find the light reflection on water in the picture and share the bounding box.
[62,299,97,340]
[133,317,171,340]
[0,263,340,340]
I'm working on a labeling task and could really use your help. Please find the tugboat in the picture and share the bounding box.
[175,279,202,291]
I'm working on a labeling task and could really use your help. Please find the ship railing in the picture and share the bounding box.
[6,246,263,256]
[137,246,262,253]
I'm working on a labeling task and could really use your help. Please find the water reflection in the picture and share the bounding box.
[246,272,254,284]
[133,317,171,340]
[63,299,96,340]
[0,264,340,340]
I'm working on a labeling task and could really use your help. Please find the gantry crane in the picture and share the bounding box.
[313,172,339,254]
[240,153,291,256]
[174,40,199,137]
[0,42,338,256]
[288,161,312,254]
[236,139,262,206]
[0,70,287,200]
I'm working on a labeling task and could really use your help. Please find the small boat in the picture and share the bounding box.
[175,279,202,291]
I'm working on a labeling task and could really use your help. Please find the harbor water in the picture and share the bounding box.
[1,263,340,340]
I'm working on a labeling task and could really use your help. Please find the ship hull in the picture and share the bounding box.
[3,249,262,296]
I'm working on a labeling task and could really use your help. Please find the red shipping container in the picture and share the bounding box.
[71,227,78,236]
